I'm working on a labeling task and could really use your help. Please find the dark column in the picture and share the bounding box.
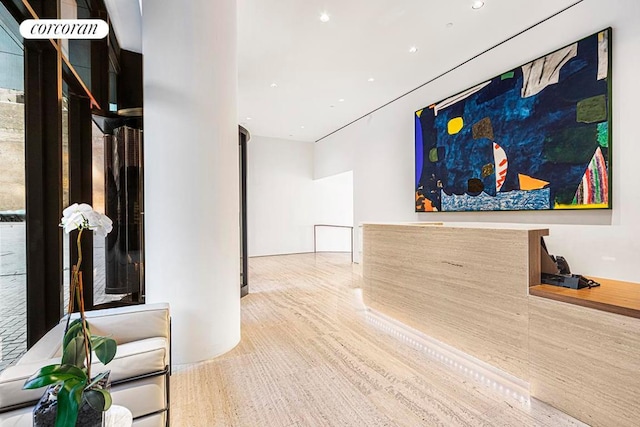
[239,126,249,297]
[90,6,109,110]
[68,95,94,310]
[117,50,142,111]
[24,38,64,345]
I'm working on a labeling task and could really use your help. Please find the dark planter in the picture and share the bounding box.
[33,374,110,427]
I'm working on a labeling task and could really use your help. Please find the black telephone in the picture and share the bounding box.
[541,272,600,289]
[541,240,600,289]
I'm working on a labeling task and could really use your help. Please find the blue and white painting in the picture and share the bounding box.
[415,29,611,212]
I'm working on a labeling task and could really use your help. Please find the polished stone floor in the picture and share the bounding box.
[171,253,587,426]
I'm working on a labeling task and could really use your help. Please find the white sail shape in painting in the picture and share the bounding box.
[431,81,491,116]
[493,142,508,192]
[521,43,577,98]
[597,30,608,80]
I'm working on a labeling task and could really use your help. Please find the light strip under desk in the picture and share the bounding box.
[353,288,531,406]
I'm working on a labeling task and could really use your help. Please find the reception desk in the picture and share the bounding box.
[362,223,640,427]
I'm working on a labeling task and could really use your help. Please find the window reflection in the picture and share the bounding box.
[61,0,92,89]
[62,90,70,315]
[0,2,26,371]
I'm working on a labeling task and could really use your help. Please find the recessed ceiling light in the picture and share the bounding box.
[409,46,418,53]
[339,98,345,102]
[320,12,330,22]
[368,77,375,82]
[270,83,278,88]
[472,1,484,10]
[246,117,252,120]
[446,22,454,28]
[301,126,305,129]
[330,105,335,108]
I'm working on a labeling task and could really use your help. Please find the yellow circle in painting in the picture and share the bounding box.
[447,117,464,135]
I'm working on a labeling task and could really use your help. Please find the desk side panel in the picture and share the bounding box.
[363,224,532,380]
[529,296,640,427]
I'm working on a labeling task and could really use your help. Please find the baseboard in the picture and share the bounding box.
[248,251,314,258]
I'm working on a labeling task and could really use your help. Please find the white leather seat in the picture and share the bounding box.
[0,303,170,426]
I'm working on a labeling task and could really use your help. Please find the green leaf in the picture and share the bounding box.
[85,370,110,390]
[61,335,86,367]
[63,319,89,350]
[55,379,84,427]
[84,388,112,412]
[64,378,86,405]
[92,336,117,365]
[23,364,87,390]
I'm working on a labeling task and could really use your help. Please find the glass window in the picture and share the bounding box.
[61,0,92,92]
[61,88,71,315]
[103,126,145,305]
[108,59,117,112]
[0,2,26,371]
[91,121,114,305]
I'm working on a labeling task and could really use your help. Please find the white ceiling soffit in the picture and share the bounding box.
[104,0,142,53]
[238,0,582,142]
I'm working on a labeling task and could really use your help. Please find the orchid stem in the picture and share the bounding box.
[74,228,92,379]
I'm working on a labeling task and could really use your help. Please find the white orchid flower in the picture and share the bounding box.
[89,211,113,237]
[60,203,93,233]
[60,203,113,236]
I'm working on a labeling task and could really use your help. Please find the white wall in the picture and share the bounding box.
[314,0,640,282]
[314,171,353,253]
[247,135,315,256]
[248,140,353,257]
[314,133,355,179]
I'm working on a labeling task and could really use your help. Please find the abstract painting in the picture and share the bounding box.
[415,29,612,212]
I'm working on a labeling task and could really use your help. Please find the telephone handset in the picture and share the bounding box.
[553,256,571,274]
[577,275,600,288]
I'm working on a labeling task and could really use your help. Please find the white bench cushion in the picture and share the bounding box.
[93,337,168,382]
[0,358,61,408]
[0,337,167,410]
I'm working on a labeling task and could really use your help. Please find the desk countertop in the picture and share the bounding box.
[361,222,550,232]
[530,277,640,318]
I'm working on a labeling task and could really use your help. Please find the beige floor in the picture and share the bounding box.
[170,253,586,427]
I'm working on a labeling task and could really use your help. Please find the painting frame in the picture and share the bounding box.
[415,28,613,213]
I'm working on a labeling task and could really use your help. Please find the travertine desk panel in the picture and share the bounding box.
[362,224,548,380]
[529,296,640,427]
[363,223,639,427]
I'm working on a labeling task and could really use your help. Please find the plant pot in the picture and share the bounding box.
[33,373,110,427]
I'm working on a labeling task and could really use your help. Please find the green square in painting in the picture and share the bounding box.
[577,95,607,123]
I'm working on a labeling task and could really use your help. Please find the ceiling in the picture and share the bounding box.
[107,0,581,142]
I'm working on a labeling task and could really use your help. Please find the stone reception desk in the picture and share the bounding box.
[362,223,639,427]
